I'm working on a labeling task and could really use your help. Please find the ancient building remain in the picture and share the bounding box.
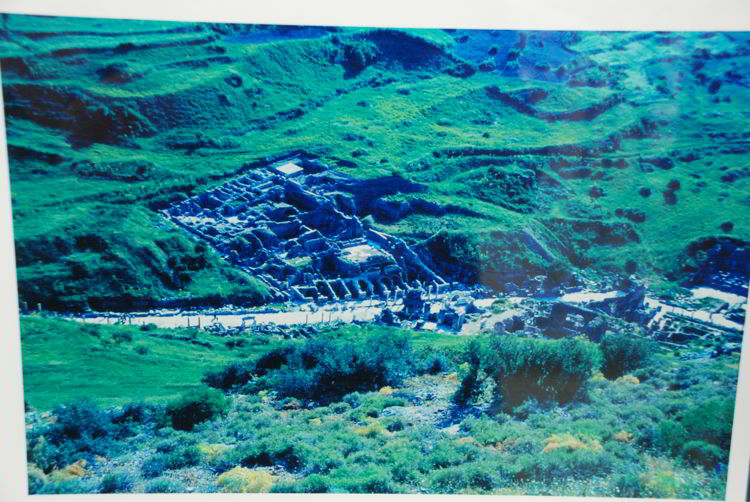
[162,157,448,303]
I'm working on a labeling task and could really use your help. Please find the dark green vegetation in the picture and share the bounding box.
[204,332,423,402]
[3,16,750,311]
[22,317,738,497]
[454,335,602,408]
[599,333,653,379]
[166,387,228,431]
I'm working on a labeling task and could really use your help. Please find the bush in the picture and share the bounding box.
[215,430,351,476]
[111,401,162,425]
[679,398,734,450]
[165,445,202,469]
[681,441,724,469]
[486,336,600,408]
[329,402,351,414]
[217,466,275,493]
[141,453,168,478]
[145,477,185,493]
[33,399,127,471]
[338,466,396,493]
[343,392,363,408]
[240,333,416,402]
[453,338,487,404]
[112,331,133,344]
[166,387,228,431]
[36,478,91,494]
[99,471,133,493]
[203,349,292,391]
[613,472,644,498]
[46,399,112,444]
[271,474,330,493]
[653,420,688,456]
[134,344,149,355]
[515,448,615,482]
[599,334,652,379]
[429,463,498,493]
[417,351,454,375]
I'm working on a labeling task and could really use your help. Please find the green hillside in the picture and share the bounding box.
[3,16,749,311]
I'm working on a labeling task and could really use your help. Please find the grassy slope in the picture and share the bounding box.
[19,315,243,410]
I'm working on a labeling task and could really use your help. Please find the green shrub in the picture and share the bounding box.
[459,416,508,446]
[486,336,600,408]
[145,477,185,493]
[166,387,228,431]
[681,441,724,469]
[599,334,652,379]
[653,420,688,456]
[134,344,149,355]
[99,471,133,493]
[613,472,644,498]
[346,474,396,493]
[515,448,615,482]
[385,417,406,432]
[112,331,133,344]
[155,434,196,452]
[429,463,498,493]
[330,465,396,493]
[251,333,416,402]
[32,399,131,472]
[216,438,317,474]
[165,445,202,469]
[141,453,168,478]
[343,392,363,408]
[36,478,92,494]
[453,338,488,404]
[329,402,351,414]
[679,398,734,450]
[271,474,330,493]
[425,440,481,469]
[417,351,454,375]
[47,399,112,443]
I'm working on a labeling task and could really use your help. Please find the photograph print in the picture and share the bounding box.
[1,11,749,497]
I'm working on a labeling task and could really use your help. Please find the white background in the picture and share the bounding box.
[0,1,749,501]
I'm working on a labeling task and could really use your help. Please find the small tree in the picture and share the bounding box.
[166,387,228,431]
[599,334,652,379]
[486,336,600,408]
[453,338,488,404]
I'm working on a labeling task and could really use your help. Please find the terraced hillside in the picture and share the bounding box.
[2,16,750,310]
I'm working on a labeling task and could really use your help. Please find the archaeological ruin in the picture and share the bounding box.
[162,157,449,304]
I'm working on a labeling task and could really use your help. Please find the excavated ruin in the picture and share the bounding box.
[157,156,745,341]
[162,157,449,303]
